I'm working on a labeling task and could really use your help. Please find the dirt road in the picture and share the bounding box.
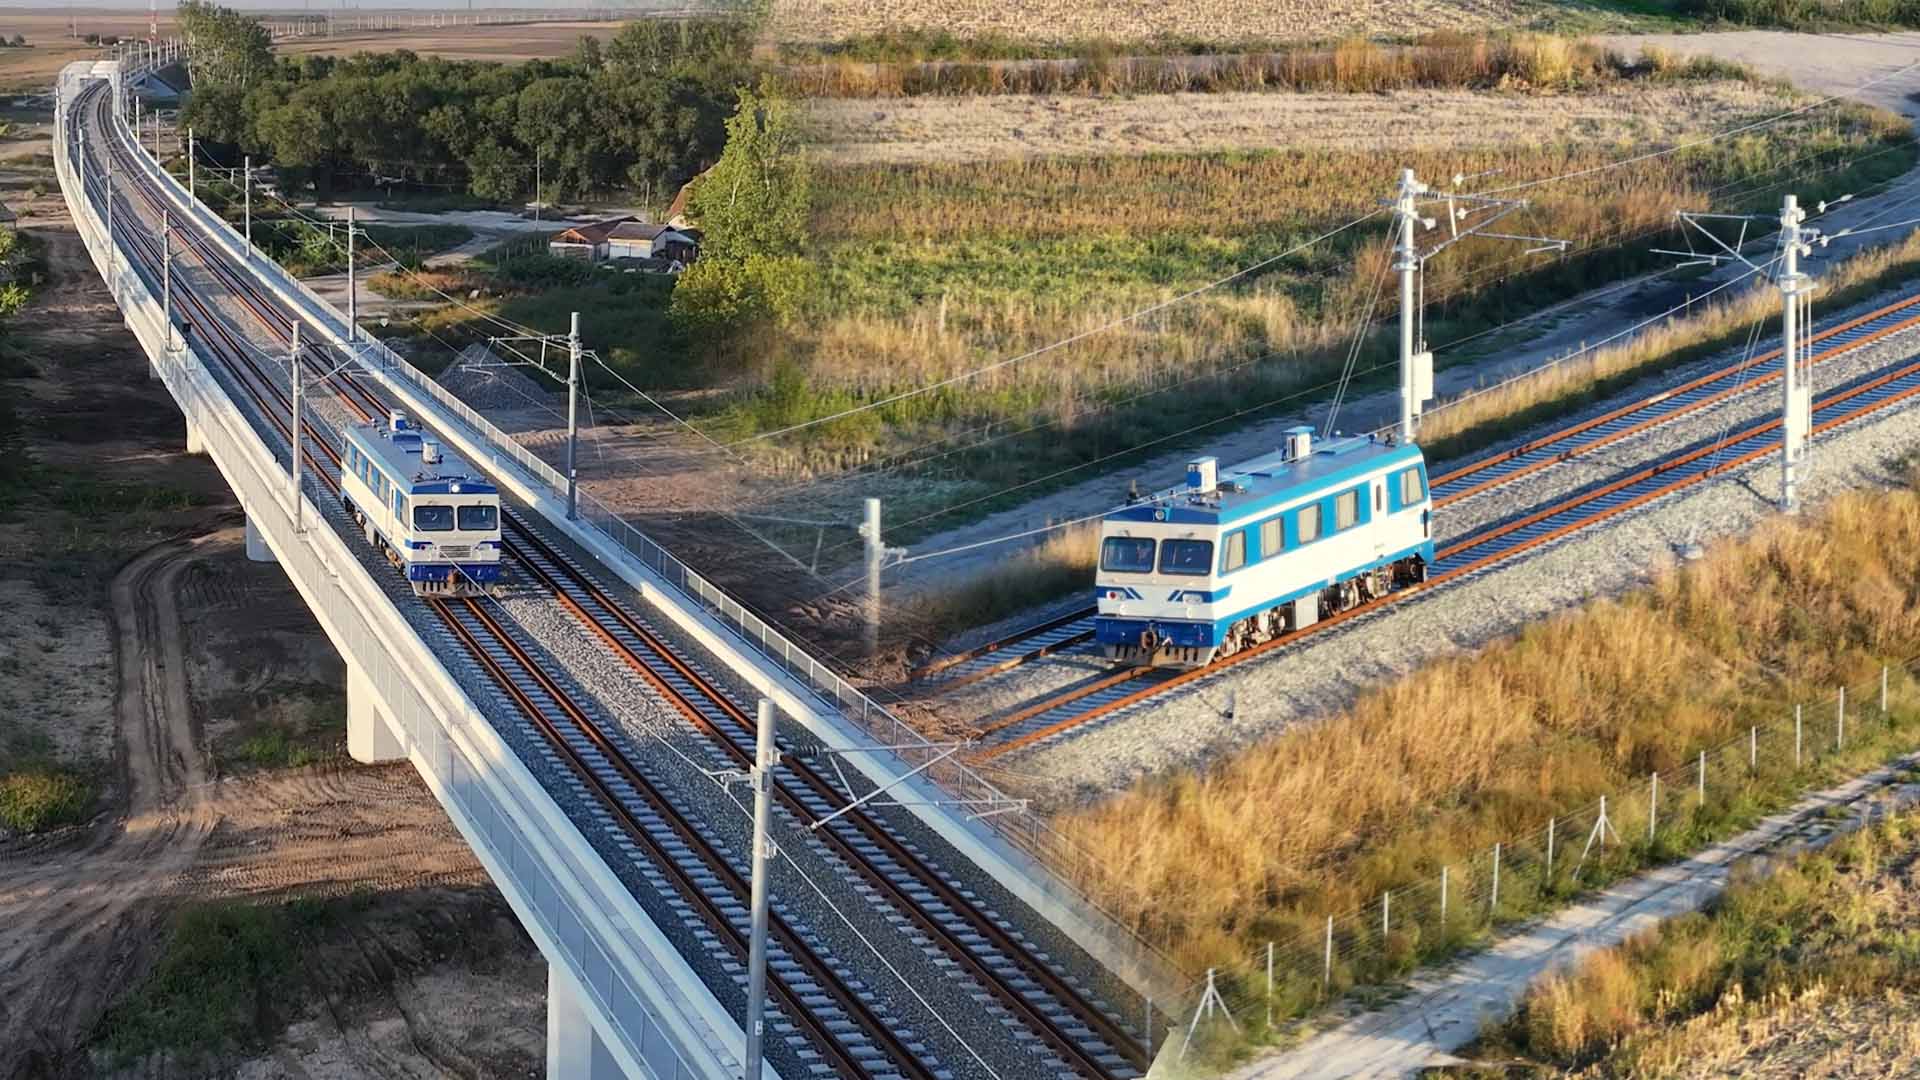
[0,534,502,1077]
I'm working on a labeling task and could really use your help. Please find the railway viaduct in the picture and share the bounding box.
[54,58,1170,1080]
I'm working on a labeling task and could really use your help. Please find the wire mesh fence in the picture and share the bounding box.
[1160,658,1920,1067]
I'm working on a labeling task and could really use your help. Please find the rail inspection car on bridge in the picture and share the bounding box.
[340,411,504,595]
[1094,426,1433,668]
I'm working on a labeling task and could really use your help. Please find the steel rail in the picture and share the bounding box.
[974,352,1920,760]
[83,84,937,1079]
[505,517,1149,1078]
[433,597,929,1080]
[920,293,1920,702]
[1428,291,1920,503]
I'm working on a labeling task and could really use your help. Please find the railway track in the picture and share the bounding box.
[916,290,1920,697]
[80,82,1150,1079]
[969,326,1920,761]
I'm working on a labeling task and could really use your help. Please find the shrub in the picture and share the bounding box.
[0,769,91,833]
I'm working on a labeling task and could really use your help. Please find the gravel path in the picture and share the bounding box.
[979,316,1920,808]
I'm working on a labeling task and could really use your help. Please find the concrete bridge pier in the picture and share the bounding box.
[548,966,628,1079]
[186,419,207,455]
[346,660,408,764]
[243,515,276,563]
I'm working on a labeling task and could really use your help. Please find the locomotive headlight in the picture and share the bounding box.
[1153,509,1167,521]
[451,484,462,493]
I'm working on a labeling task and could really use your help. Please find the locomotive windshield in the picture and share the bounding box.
[414,505,456,532]
[1101,536,1156,573]
[458,504,499,531]
[1159,539,1214,576]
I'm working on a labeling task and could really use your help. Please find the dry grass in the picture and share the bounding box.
[807,81,1786,165]
[1056,473,1920,972]
[790,32,1671,99]
[725,96,1906,482]
[1480,809,1920,1076]
[765,0,1553,48]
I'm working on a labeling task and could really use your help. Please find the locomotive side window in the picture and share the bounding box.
[1296,505,1321,544]
[1221,531,1246,573]
[414,504,455,532]
[1159,539,1214,576]
[1101,536,1156,573]
[1399,467,1424,505]
[1259,517,1283,558]
[1374,483,1383,513]
[1334,489,1359,531]
[458,505,499,532]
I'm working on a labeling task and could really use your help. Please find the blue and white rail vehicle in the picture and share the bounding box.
[1095,426,1433,668]
[339,411,505,595]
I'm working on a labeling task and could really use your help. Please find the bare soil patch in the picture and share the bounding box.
[809,80,1788,164]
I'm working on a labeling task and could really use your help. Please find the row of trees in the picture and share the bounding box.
[180,7,755,205]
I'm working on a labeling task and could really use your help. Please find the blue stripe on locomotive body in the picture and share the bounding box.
[1094,433,1435,665]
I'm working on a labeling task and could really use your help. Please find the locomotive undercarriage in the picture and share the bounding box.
[1110,552,1428,669]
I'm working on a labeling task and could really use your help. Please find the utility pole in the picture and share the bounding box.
[534,145,542,224]
[243,154,252,259]
[345,205,356,341]
[106,149,115,272]
[162,209,172,350]
[1661,193,1828,513]
[1391,168,1427,446]
[1779,194,1813,513]
[565,311,581,520]
[743,699,779,1080]
[289,325,304,531]
[186,126,194,200]
[862,498,882,655]
[1379,168,1565,445]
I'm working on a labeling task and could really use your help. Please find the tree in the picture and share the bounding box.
[670,88,813,332]
[177,0,272,89]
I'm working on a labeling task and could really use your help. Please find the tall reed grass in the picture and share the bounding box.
[787,33,1752,98]
[1056,471,1920,973]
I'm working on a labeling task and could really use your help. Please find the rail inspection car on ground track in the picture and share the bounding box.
[1095,426,1434,668]
[340,411,505,595]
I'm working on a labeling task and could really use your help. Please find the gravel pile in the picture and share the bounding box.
[981,313,1920,809]
[437,342,564,415]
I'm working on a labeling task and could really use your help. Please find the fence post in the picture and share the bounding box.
[1323,916,1334,991]
[1883,665,1890,716]
[1649,772,1659,842]
[1440,865,1449,926]
[1795,705,1803,767]
[1383,891,1391,937]
[1490,843,1501,915]
[1838,686,1846,750]
[1265,941,1275,1028]
[1750,725,1758,773]
[1545,818,1555,882]
[1698,750,1706,806]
